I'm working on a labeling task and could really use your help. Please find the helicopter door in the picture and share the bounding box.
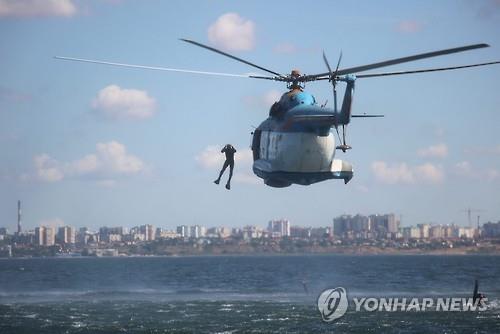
[252,130,261,160]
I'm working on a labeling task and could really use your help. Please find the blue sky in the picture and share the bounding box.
[1,0,499,231]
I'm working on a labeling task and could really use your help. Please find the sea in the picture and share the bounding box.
[0,255,499,333]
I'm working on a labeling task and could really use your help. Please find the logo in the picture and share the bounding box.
[317,287,348,322]
[316,287,487,323]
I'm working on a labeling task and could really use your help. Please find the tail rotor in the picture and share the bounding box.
[322,51,342,113]
[323,51,351,152]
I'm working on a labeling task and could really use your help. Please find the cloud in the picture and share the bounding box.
[95,141,144,174]
[92,85,156,120]
[464,144,500,156]
[453,161,499,181]
[33,141,145,182]
[476,0,500,19]
[195,145,224,169]
[196,145,253,168]
[69,154,99,174]
[417,143,448,158]
[0,0,77,17]
[454,161,472,176]
[273,43,298,54]
[242,90,282,109]
[95,179,116,188]
[371,161,444,184]
[208,13,255,51]
[272,43,320,55]
[396,20,423,33]
[0,86,32,103]
[235,147,254,166]
[195,145,258,184]
[233,172,261,185]
[415,163,445,183]
[486,168,499,180]
[355,185,370,193]
[371,161,415,184]
[263,90,282,106]
[34,154,65,182]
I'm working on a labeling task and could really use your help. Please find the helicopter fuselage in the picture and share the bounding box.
[251,86,354,188]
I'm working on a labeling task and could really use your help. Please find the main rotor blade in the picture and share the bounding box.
[54,56,274,79]
[180,38,284,78]
[334,51,343,76]
[322,51,333,75]
[306,43,490,80]
[354,60,500,78]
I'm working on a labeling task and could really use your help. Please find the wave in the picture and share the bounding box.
[0,288,313,303]
[2,287,498,306]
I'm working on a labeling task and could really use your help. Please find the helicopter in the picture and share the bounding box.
[56,40,500,188]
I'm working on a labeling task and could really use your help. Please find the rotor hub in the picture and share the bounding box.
[290,69,301,77]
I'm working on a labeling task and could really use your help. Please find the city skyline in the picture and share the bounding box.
[3,211,500,257]
[1,1,499,230]
[3,214,497,243]
[3,208,496,236]
[0,199,497,233]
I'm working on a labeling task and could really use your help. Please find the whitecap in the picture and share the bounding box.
[71,321,86,328]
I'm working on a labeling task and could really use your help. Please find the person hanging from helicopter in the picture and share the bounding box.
[214,144,236,190]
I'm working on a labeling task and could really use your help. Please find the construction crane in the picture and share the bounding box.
[460,208,484,227]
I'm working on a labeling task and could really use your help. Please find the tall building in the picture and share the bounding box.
[351,215,371,233]
[482,222,500,238]
[429,225,444,239]
[219,227,232,238]
[156,228,180,239]
[333,214,399,239]
[310,227,331,238]
[35,226,55,246]
[290,226,311,238]
[386,214,399,233]
[205,226,231,238]
[99,226,125,243]
[268,219,290,238]
[402,226,420,239]
[334,214,372,238]
[370,214,398,234]
[417,224,430,239]
[443,225,455,238]
[140,224,155,241]
[242,225,263,239]
[17,200,22,234]
[35,226,43,245]
[457,227,476,239]
[333,215,352,237]
[77,227,99,245]
[177,225,189,238]
[57,226,76,244]
[190,225,206,239]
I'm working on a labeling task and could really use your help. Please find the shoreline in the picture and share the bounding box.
[2,249,500,259]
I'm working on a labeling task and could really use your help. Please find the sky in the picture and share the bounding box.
[1,0,499,231]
